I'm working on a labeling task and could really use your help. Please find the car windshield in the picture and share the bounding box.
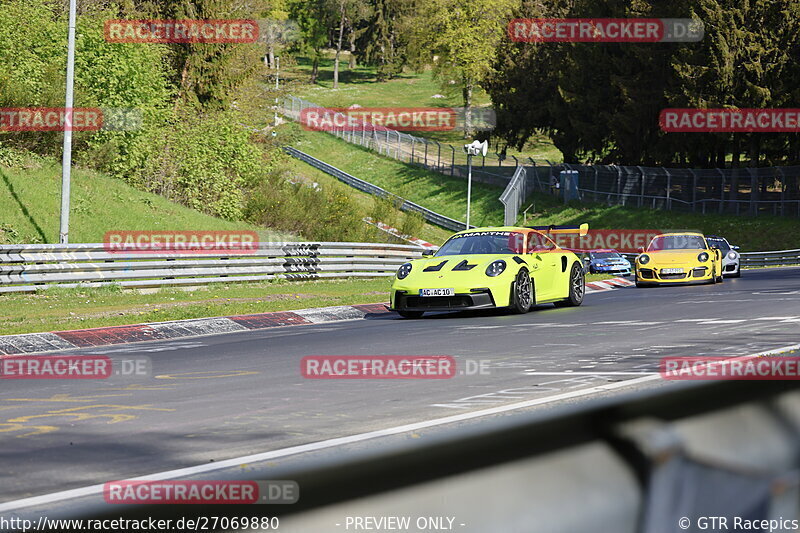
[647,235,707,251]
[436,231,526,255]
[590,252,621,259]
[706,238,730,252]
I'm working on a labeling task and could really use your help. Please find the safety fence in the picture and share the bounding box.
[284,146,469,232]
[534,163,800,217]
[283,96,800,219]
[281,95,519,187]
[27,379,800,532]
[0,242,423,294]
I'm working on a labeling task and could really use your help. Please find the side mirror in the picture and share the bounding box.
[421,249,435,256]
[732,245,740,251]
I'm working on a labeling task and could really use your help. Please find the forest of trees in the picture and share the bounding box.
[289,0,800,167]
[485,0,800,167]
[2,0,799,178]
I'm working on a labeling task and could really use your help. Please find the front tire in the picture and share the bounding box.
[730,267,741,278]
[510,269,533,314]
[398,310,424,319]
[555,262,585,307]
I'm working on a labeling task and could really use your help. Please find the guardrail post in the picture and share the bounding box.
[396,131,401,159]
[777,167,786,216]
[436,141,442,171]
[450,145,455,176]
[411,137,415,164]
[717,168,726,214]
[748,167,758,215]
[689,169,697,211]
[637,166,645,208]
[664,168,671,210]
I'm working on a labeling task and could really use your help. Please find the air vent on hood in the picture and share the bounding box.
[423,261,447,272]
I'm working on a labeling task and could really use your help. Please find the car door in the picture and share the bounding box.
[527,232,560,300]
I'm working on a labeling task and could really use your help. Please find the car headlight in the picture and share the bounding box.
[397,263,412,279]
[698,252,709,262]
[485,260,506,277]
[728,251,738,259]
[638,254,650,265]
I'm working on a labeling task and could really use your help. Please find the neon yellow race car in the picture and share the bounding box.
[635,232,724,287]
[389,225,588,318]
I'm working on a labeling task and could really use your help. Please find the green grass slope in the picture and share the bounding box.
[0,158,291,244]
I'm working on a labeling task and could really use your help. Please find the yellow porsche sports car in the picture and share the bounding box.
[389,225,588,318]
[635,232,724,287]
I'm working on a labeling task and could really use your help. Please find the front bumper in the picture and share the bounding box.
[592,265,631,276]
[636,265,714,284]
[390,289,498,312]
[723,260,740,275]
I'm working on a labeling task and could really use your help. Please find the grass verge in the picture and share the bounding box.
[0,278,393,335]
[0,273,623,335]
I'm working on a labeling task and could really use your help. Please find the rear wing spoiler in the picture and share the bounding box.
[528,223,589,236]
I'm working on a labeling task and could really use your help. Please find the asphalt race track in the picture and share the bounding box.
[1,267,799,515]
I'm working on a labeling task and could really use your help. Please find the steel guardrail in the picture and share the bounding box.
[0,241,423,293]
[283,146,470,232]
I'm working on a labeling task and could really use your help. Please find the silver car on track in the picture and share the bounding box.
[706,235,741,277]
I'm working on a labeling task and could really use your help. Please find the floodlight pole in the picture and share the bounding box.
[59,0,77,244]
[466,153,472,229]
[274,57,280,126]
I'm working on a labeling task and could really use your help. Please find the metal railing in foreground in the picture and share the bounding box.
[0,242,423,294]
[27,379,800,533]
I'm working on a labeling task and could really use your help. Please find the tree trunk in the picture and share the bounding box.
[462,78,473,138]
[348,26,356,69]
[311,52,319,84]
[333,4,345,89]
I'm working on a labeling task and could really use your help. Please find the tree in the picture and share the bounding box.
[357,0,412,81]
[146,0,268,110]
[410,0,516,137]
[486,0,800,167]
[330,0,370,87]
[288,0,329,83]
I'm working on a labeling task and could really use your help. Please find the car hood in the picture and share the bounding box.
[642,250,708,264]
[409,254,521,272]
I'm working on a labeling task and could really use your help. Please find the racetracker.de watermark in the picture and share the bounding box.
[302,356,457,379]
[660,108,800,133]
[299,107,496,132]
[547,229,664,254]
[0,107,142,132]
[104,230,259,254]
[103,480,298,504]
[0,355,151,379]
[0,108,102,131]
[509,18,704,43]
[104,19,259,43]
[661,356,800,380]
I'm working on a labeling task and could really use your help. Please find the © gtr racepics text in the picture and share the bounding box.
[389,225,588,318]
